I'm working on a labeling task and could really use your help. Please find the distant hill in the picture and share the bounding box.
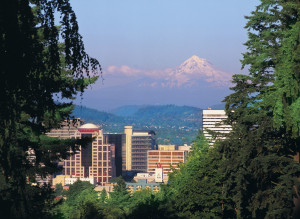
[72,106,125,124]
[72,104,203,145]
[110,105,145,117]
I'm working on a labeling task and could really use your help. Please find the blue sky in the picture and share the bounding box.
[69,0,260,110]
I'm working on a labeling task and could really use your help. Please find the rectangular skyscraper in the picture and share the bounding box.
[63,123,116,185]
[202,110,232,145]
[48,121,116,186]
[124,126,156,173]
[103,133,125,177]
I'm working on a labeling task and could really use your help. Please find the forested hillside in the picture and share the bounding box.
[72,104,203,145]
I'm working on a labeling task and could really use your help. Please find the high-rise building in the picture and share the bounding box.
[124,126,156,173]
[104,133,125,177]
[62,123,116,185]
[202,110,232,144]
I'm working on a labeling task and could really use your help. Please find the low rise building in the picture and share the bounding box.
[147,150,188,179]
[158,145,176,151]
[177,145,192,152]
[65,177,96,185]
[126,179,160,193]
[52,175,96,186]
[133,172,155,183]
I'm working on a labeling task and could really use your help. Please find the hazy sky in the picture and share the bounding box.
[69,0,260,110]
[70,0,258,72]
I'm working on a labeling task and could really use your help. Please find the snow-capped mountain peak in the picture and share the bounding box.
[160,56,232,87]
[177,55,213,74]
[105,55,233,88]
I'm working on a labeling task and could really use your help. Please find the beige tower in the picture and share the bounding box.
[123,126,156,173]
[124,126,133,171]
[63,123,116,185]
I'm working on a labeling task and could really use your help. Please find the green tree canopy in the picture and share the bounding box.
[218,0,300,217]
[0,0,101,217]
[165,131,234,218]
[58,181,101,219]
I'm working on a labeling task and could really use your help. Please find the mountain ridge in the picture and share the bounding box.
[72,104,205,145]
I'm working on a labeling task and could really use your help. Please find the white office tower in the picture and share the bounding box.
[202,110,232,145]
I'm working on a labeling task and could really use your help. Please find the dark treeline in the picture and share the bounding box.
[1,0,299,218]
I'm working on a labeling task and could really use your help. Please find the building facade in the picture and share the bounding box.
[126,179,160,193]
[202,110,232,144]
[104,133,125,177]
[46,118,82,139]
[147,150,188,178]
[158,145,176,151]
[124,126,156,173]
[62,123,116,185]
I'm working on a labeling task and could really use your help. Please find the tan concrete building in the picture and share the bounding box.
[158,145,176,151]
[147,150,188,178]
[46,118,82,139]
[62,123,116,185]
[177,145,192,152]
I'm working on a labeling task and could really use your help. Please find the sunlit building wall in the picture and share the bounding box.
[147,150,187,177]
[46,118,82,139]
[62,123,116,185]
[202,110,232,144]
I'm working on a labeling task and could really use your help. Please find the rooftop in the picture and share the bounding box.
[78,123,100,132]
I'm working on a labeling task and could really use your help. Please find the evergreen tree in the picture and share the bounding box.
[218,0,300,217]
[0,0,100,217]
[58,181,101,219]
[105,176,131,217]
[166,131,234,218]
[100,189,108,203]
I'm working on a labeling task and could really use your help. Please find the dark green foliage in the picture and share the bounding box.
[165,131,235,218]
[54,183,64,197]
[57,181,102,219]
[217,0,300,218]
[106,177,131,216]
[0,0,100,217]
[111,176,127,194]
[128,189,171,219]
[100,189,108,203]
[66,180,95,200]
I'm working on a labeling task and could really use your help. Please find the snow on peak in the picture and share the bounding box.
[187,55,208,63]
[177,56,214,75]
[162,55,232,87]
